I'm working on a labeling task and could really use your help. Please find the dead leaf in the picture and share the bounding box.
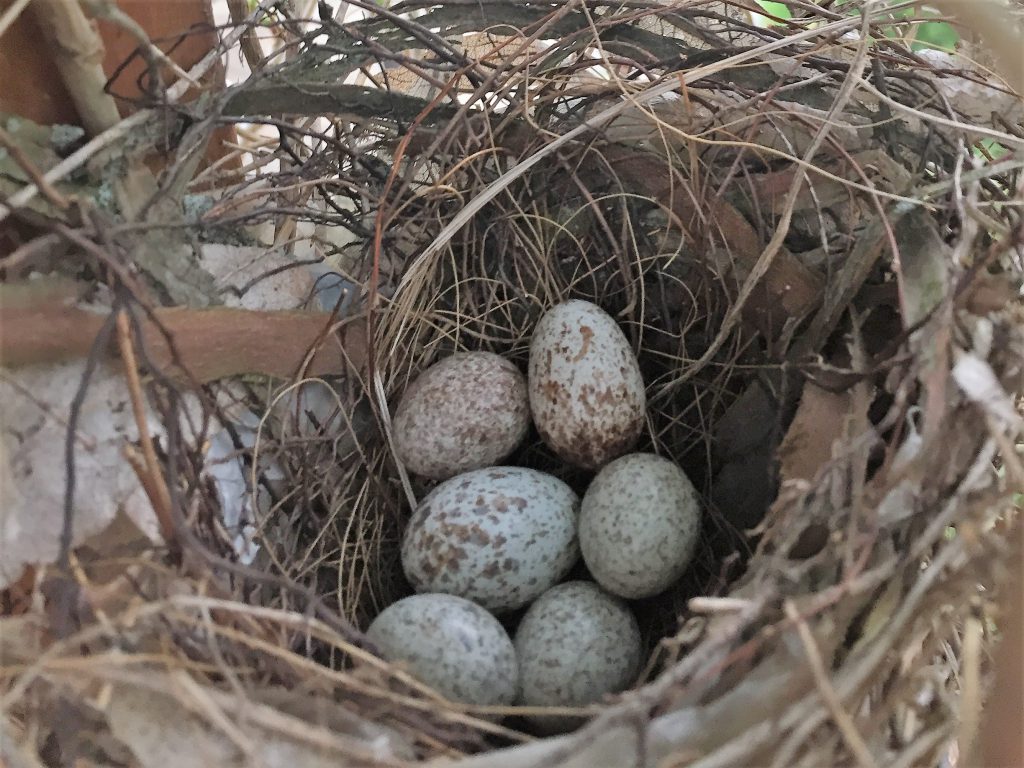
[0,564,37,616]
[0,361,163,588]
[712,380,779,462]
[731,99,873,158]
[895,209,950,328]
[604,150,823,340]
[0,613,46,664]
[106,678,413,768]
[952,350,1024,431]
[793,210,907,357]
[777,383,859,484]
[0,115,84,221]
[712,447,778,531]
[200,243,318,311]
[75,508,156,585]
[958,273,1019,316]
[711,380,782,530]
[741,149,911,219]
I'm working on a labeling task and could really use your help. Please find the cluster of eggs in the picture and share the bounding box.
[367,300,702,728]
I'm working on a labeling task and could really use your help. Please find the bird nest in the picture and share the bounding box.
[2,2,1022,767]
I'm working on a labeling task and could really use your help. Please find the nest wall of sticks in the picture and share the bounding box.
[1,2,1022,767]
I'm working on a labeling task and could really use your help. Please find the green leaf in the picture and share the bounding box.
[757,0,791,18]
[752,0,791,27]
[974,139,1009,160]
[912,20,959,52]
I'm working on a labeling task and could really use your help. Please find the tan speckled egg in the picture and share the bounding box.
[514,581,641,731]
[366,593,519,706]
[580,453,701,599]
[401,467,579,613]
[393,352,530,480]
[528,300,645,469]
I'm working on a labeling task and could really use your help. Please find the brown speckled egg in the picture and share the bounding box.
[528,300,645,469]
[401,467,579,612]
[393,352,529,480]
[579,453,701,599]
[366,593,519,706]
[514,581,641,730]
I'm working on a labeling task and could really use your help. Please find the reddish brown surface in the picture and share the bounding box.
[0,7,78,125]
[98,0,219,104]
[777,383,859,484]
[0,297,367,383]
[0,0,235,164]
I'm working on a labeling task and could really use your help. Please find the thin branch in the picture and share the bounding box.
[58,305,121,571]
[394,12,865,297]
[0,128,69,211]
[115,310,176,544]
[784,600,878,768]
[30,0,122,136]
[1,296,367,383]
[956,610,984,761]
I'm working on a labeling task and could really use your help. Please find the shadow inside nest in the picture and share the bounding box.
[258,140,790,695]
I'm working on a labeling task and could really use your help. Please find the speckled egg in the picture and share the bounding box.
[401,467,579,612]
[528,300,646,469]
[579,453,701,599]
[366,593,519,706]
[515,581,642,729]
[393,352,530,480]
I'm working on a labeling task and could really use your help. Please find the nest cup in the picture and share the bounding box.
[374,203,742,632]
[276,154,747,667]
[167,5,1024,766]
[266,76,1021,762]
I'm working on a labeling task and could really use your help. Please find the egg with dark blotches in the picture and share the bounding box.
[393,352,530,480]
[401,467,579,613]
[528,300,646,469]
[514,581,642,731]
[366,593,519,706]
[579,453,701,599]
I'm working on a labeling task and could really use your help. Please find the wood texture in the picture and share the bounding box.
[1,296,367,383]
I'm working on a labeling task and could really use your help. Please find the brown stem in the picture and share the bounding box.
[1,288,367,383]
[115,311,175,544]
[29,0,122,136]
